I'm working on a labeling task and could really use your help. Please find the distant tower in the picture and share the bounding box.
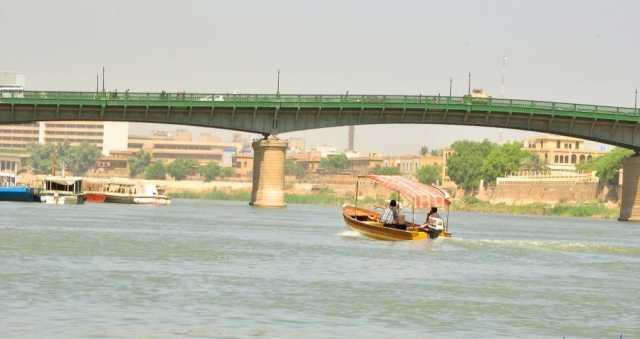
[348,126,355,151]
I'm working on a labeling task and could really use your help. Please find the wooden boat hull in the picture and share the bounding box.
[342,205,451,241]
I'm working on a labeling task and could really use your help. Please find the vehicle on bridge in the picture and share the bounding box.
[342,175,451,241]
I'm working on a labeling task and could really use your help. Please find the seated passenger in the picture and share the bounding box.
[380,200,399,225]
[380,200,407,230]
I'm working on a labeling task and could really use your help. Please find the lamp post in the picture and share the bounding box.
[449,77,453,97]
[501,56,508,98]
[467,72,471,95]
[635,88,638,113]
[276,69,280,96]
[102,66,105,94]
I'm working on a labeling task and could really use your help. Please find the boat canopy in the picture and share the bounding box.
[366,175,451,209]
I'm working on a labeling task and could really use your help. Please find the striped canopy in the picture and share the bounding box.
[366,175,450,209]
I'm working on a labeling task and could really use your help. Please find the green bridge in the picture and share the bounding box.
[1,90,639,149]
[3,89,640,220]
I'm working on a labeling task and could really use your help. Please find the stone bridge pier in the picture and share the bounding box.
[250,136,288,208]
[619,154,640,221]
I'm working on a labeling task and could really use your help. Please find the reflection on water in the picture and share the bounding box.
[0,200,638,338]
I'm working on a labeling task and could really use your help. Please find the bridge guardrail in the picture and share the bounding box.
[1,90,638,116]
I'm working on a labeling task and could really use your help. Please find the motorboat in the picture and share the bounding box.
[342,175,452,241]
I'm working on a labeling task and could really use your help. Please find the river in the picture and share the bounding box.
[1,200,638,338]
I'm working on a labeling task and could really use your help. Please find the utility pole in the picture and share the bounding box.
[101,66,105,93]
[501,56,508,98]
[635,88,638,113]
[276,69,280,96]
[468,72,471,95]
[96,73,99,94]
[449,77,453,97]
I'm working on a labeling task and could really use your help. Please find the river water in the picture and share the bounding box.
[0,200,638,338]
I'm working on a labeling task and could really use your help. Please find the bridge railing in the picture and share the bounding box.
[2,90,638,116]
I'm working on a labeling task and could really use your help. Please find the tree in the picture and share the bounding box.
[128,150,151,177]
[199,162,221,182]
[419,146,429,156]
[446,140,497,191]
[26,142,100,175]
[416,165,441,185]
[319,153,350,173]
[25,143,57,174]
[220,167,234,178]
[372,166,400,175]
[65,142,101,175]
[577,147,633,185]
[167,159,199,180]
[480,142,534,185]
[144,161,166,180]
[285,159,306,177]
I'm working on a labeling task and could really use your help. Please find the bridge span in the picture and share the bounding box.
[2,91,640,220]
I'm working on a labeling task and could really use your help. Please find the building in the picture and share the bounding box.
[128,129,242,165]
[524,135,604,171]
[383,155,422,175]
[0,121,129,156]
[349,153,384,175]
[289,151,321,174]
[286,137,305,153]
[232,153,254,177]
[90,151,130,177]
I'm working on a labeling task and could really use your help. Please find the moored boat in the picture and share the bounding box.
[0,173,38,202]
[39,176,85,205]
[84,192,106,203]
[94,181,170,205]
[342,175,452,241]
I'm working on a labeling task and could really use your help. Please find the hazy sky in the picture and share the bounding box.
[2,1,638,153]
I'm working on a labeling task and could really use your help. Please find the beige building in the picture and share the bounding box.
[232,153,254,177]
[0,121,129,155]
[128,129,241,165]
[524,135,604,170]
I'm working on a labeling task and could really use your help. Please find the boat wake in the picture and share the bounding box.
[338,230,363,239]
[448,238,640,256]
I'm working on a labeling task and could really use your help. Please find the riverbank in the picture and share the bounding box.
[169,189,619,219]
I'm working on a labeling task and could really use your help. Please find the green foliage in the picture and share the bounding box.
[128,150,151,177]
[446,140,496,191]
[199,162,221,182]
[419,146,429,156]
[144,161,166,180]
[319,153,350,173]
[480,142,534,184]
[167,159,199,180]
[26,142,100,175]
[25,143,57,174]
[416,165,441,185]
[220,167,234,178]
[455,198,617,219]
[447,140,541,190]
[285,159,307,177]
[169,189,251,201]
[372,166,400,175]
[65,143,101,175]
[577,147,633,185]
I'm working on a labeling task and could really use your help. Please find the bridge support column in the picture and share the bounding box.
[250,136,288,208]
[619,154,640,221]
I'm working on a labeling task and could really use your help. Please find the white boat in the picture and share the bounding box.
[39,177,85,205]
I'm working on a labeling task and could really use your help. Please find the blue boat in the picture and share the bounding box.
[0,173,37,202]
